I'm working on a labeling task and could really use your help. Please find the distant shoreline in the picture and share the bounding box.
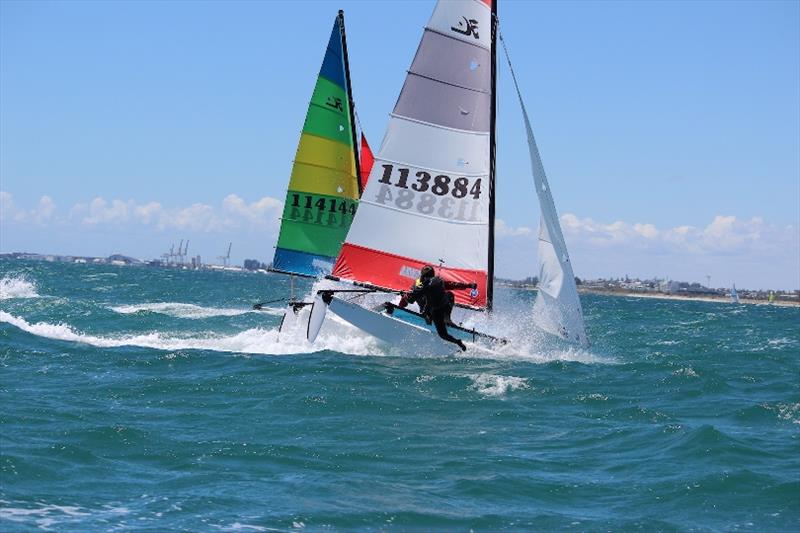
[578,288,799,307]
[494,282,799,307]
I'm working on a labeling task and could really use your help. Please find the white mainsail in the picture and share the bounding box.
[331,0,495,310]
[501,36,589,347]
[730,284,740,304]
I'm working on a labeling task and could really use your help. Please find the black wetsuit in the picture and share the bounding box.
[404,276,472,348]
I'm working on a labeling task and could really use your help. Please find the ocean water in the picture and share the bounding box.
[1,259,797,531]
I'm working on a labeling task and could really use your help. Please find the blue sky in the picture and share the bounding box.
[1,0,798,289]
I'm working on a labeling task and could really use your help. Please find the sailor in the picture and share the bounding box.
[398,265,477,351]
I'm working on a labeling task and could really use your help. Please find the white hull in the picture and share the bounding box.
[327,297,462,356]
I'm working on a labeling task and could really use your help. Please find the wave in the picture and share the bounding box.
[0,498,129,530]
[0,275,39,300]
[0,310,380,356]
[462,333,614,365]
[109,302,275,319]
[467,373,530,397]
[2,296,611,364]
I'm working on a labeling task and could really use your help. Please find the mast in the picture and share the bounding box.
[487,0,498,311]
[338,9,362,197]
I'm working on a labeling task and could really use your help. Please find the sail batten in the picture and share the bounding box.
[405,71,490,95]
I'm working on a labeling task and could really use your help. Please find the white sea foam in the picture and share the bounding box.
[0,501,90,529]
[673,367,699,378]
[767,337,797,347]
[0,310,381,356]
[772,402,800,425]
[216,523,269,531]
[468,373,530,397]
[109,302,269,319]
[0,275,39,300]
[456,325,614,365]
[0,499,136,530]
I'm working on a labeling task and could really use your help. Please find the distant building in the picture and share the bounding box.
[244,259,267,271]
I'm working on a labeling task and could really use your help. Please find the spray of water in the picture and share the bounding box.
[109,302,268,319]
[0,275,40,300]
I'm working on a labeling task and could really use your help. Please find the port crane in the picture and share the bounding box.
[218,242,232,267]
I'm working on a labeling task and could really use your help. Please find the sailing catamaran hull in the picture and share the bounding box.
[325,297,464,356]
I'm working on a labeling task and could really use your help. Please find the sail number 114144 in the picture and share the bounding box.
[374,164,484,221]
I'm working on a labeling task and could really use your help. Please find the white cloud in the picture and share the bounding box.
[561,213,797,256]
[221,193,282,226]
[0,192,56,225]
[82,197,131,225]
[54,194,284,233]
[4,192,282,235]
[495,218,532,237]
[0,191,23,222]
[133,201,162,224]
[156,202,225,232]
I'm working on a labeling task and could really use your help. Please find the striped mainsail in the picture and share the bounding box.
[332,0,496,309]
[272,13,361,278]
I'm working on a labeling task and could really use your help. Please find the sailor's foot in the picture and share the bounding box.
[456,340,467,351]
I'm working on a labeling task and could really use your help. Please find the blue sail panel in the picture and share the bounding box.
[272,247,336,278]
[318,21,346,88]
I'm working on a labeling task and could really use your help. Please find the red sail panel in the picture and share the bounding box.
[359,133,374,191]
[333,243,487,308]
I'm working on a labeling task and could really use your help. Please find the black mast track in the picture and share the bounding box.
[338,10,363,197]
[487,0,498,311]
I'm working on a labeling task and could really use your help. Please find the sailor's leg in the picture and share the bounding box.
[432,309,465,350]
[444,292,455,324]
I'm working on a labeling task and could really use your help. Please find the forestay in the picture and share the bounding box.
[272,14,361,278]
[332,0,495,309]
[501,35,589,347]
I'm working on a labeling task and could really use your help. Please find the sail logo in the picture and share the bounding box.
[399,266,421,280]
[451,16,479,39]
[325,96,344,112]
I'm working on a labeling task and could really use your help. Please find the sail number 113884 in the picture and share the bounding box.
[378,164,482,198]
[374,164,484,221]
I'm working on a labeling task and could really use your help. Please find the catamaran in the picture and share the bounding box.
[301,0,588,354]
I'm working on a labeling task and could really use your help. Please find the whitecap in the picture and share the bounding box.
[109,302,264,319]
[0,310,381,356]
[0,275,39,300]
[467,373,530,397]
[767,337,798,348]
[0,501,90,529]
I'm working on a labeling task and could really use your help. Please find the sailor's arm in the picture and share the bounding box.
[444,281,478,290]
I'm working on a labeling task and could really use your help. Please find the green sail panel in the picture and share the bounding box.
[272,14,359,277]
[306,77,352,147]
[277,191,357,258]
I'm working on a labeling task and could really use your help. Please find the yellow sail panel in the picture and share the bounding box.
[288,161,360,199]
[294,133,356,177]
